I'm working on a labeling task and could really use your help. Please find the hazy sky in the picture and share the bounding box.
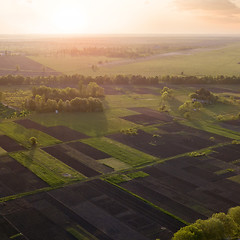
[1,0,240,34]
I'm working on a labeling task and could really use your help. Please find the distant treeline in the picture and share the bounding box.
[32,82,105,100]
[2,74,240,86]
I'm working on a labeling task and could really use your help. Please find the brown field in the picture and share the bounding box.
[0,56,60,76]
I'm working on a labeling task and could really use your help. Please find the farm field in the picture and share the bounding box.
[0,81,240,239]
[29,41,240,76]
[0,56,60,76]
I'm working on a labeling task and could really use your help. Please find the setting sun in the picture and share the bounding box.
[51,4,88,34]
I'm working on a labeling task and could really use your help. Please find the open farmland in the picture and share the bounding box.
[28,40,240,77]
[0,76,240,239]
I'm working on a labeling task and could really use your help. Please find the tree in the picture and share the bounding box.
[228,206,240,226]
[29,137,37,146]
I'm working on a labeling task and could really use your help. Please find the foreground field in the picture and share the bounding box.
[0,83,240,239]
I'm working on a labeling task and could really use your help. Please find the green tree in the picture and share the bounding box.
[29,137,37,146]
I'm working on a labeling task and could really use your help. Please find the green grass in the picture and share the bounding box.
[29,55,120,76]
[29,108,138,137]
[29,42,240,77]
[100,42,240,76]
[0,121,61,147]
[127,171,149,179]
[98,158,130,171]
[0,147,7,156]
[10,149,85,186]
[82,137,157,166]
[183,121,240,140]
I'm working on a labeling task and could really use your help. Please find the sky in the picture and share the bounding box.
[1,0,240,34]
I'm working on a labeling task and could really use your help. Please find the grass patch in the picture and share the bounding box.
[98,158,130,171]
[29,108,137,137]
[104,174,131,184]
[9,149,85,186]
[228,175,240,184]
[0,121,61,148]
[183,121,240,140]
[0,147,7,156]
[127,171,149,179]
[82,137,157,166]
[215,169,235,175]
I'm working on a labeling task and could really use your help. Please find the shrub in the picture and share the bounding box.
[29,137,37,146]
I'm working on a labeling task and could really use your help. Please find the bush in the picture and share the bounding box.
[29,137,37,146]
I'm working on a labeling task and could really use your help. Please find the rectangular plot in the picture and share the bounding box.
[128,107,173,122]
[108,130,190,158]
[14,119,47,131]
[121,114,163,126]
[45,126,89,142]
[210,145,240,162]
[0,135,25,152]
[0,156,48,197]
[73,201,149,240]
[67,141,111,160]
[15,119,88,142]
[89,180,185,233]
[121,180,206,223]
[43,146,100,177]
[5,208,74,240]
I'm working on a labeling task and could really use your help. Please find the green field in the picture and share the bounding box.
[10,149,85,186]
[29,42,240,76]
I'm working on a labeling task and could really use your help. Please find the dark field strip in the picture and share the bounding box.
[139,158,240,219]
[121,114,164,126]
[15,119,88,141]
[89,180,185,234]
[15,119,47,131]
[0,56,60,77]
[0,215,24,239]
[50,180,182,240]
[128,107,173,122]
[67,141,111,160]
[157,122,230,143]
[210,145,240,162]
[0,156,48,198]
[0,135,25,152]
[4,208,75,240]
[107,129,215,158]
[43,145,100,177]
[223,119,240,126]
[121,180,206,223]
[44,126,89,142]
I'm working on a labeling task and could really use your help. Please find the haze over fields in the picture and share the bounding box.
[1,0,240,34]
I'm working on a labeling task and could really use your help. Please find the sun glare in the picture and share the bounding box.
[51,5,88,34]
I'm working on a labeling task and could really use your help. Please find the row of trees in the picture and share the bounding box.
[2,74,240,87]
[173,206,240,240]
[32,82,104,101]
[25,96,103,113]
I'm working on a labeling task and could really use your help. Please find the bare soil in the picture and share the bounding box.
[0,56,60,77]
[42,145,100,177]
[108,129,215,158]
[0,135,25,152]
[128,107,173,122]
[121,114,164,126]
[0,156,48,198]
[15,119,89,141]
